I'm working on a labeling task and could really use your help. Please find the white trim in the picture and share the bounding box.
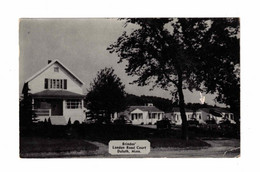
[25,59,85,85]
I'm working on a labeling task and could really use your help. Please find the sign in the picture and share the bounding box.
[109,140,150,155]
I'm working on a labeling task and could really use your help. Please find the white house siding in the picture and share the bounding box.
[198,110,236,124]
[130,109,148,125]
[195,112,206,124]
[63,99,85,124]
[223,113,236,124]
[147,112,163,124]
[28,63,83,95]
[173,112,193,125]
[110,112,118,122]
[25,61,86,125]
[129,109,163,125]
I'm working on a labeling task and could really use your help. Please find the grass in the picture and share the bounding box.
[20,123,220,157]
[149,138,210,148]
[20,137,98,156]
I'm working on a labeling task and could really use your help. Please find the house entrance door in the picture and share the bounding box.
[51,100,63,116]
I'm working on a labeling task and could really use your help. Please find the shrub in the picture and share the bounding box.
[67,118,72,125]
[73,120,80,125]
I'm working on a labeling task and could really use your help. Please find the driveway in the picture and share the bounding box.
[87,138,240,158]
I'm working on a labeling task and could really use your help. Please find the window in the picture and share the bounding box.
[132,113,143,120]
[230,114,234,120]
[45,79,67,89]
[66,100,82,109]
[54,67,59,72]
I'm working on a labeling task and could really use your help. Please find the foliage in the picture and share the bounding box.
[107,18,240,139]
[20,83,38,129]
[125,94,176,112]
[67,118,72,125]
[86,67,127,122]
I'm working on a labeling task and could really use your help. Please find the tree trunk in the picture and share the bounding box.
[177,75,188,140]
[105,111,112,124]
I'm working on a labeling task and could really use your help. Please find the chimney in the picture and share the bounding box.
[48,60,52,64]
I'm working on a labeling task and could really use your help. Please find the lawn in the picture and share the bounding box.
[77,124,211,148]
[149,138,210,148]
[20,137,98,157]
[20,123,213,157]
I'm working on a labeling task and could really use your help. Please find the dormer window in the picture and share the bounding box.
[54,67,59,72]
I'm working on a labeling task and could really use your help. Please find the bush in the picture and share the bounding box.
[67,118,72,125]
[47,117,52,125]
[73,120,80,125]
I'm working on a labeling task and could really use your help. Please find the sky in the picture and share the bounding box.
[19,18,224,107]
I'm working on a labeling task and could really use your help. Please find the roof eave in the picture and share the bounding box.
[25,59,85,85]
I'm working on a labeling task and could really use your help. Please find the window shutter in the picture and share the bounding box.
[64,79,67,89]
[44,79,48,89]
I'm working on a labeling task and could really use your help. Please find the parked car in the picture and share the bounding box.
[218,118,233,130]
[187,118,200,128]
[156,118,172,129]
[113,116,132,125]
[205,119,218,129]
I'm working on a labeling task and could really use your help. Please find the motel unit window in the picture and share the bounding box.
[224,114,229,119]
[66,100,82,109]
[131,113,142,120]
[148,113,159,119]
[45,78,67,89]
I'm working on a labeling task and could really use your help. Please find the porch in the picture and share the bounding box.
[31,90,85,125]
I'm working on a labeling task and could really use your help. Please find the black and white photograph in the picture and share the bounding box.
[19,18,240,158]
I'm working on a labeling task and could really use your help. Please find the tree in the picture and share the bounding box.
[20,83,37,130]
[107,18,239,139]
[214,70,240,123]
[86,67,127,123]
[193,18,240,123]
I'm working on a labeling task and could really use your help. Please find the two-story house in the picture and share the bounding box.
[22,60,85,125]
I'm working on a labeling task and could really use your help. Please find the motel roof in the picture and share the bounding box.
[172,107,193,113]
[130,106,164,113]
[198,108,231,114]
[119,105,164,116]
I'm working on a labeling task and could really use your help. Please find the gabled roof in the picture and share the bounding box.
[130,106,164,113]
[198,108,231,114]
[198,108,231,117]
[24,59,84,85]
[172,107,193,112]
[119,106,164,115]
[32,90,85,99]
